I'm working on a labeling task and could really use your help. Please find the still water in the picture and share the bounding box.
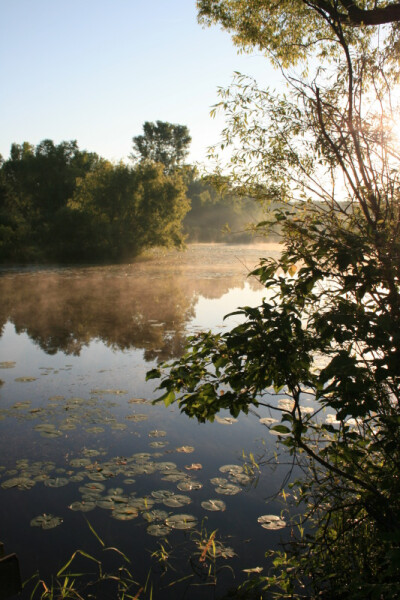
[0,244,297,599]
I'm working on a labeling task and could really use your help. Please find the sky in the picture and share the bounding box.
[0,0,280,165]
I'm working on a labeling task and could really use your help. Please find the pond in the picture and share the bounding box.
[0,243,301,599]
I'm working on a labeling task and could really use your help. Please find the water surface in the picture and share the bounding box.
[0,244,297,598]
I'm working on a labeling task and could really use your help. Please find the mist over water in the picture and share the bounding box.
[0,244,295,599]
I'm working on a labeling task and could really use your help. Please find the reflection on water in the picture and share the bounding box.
[0,244,296,600]
[0,244,273,361]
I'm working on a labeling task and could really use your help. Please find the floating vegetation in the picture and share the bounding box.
[1,476,35,490]
[215,483,241,496]
[151,490,174,501]
[185,463,202,471]
[44,477,69,488]
[201,499,226,512]
[82,449,103,458]
[12,401,31,410]
[147,523,172,537]
[257,515,286,530]
[149,441,168,448]
[30,514,63,530]
[326,414,340,425]
[85,426,105,434]
[259,417,278,426]
[69,458,92,468]
[210,477,228,486]
[129,497,155,510]
[128,398,149,404]
[278,398,295,411]
[163,494,191,508]
[125,414,148,422]
[219,465,244,475]
[149,430,167,438]
[69,501,96,512]
[176,446,194,453]
[14,376,37,382]
[142,509,168,523]
[111,506,139,521]
[165,514,198,530]
[0,361,16,368]
[230,472,253,485]
[79,482,106,494]
[33,423,63,438]
[177,480,203,492]
[300,406,315,415]
[215,416,237,425]
[90,389,128,395]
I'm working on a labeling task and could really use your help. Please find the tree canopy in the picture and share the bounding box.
[197,0,400,67]
[0,137,190,263]
[131,120,192,173]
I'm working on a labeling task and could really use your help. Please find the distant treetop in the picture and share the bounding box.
[131,121,191,173]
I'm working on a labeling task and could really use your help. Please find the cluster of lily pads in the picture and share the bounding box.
[1,444,261,540]
[0,367,288,558]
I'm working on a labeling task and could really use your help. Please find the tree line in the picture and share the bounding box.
[0,122,265,264]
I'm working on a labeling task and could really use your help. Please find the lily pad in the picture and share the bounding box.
[69,501,96,512]
[201,499,226,512]
[96,497,116,510]
[91,389,128,395]
[210,477,228,486]
[177,480,203,492]
[215,416,237,425]
[129,497,155,510]
[1,476,35,490]
[85,426,105,434]
[212,545,236,559]
[165,514,198,530]
[230,473,253,486]
[259,417,278,425]
[142,509,168,523]
[147,523,172,536]
[79,482,106,494]
[163,494,191,508]
[125,414,148,422]
[149,430,167,438]
[151,489,174,500]
[30,514,63,529]
[14,377,37,382]
[128,398,148,404]
[185,463,202,471]
[156,462,177,472]
[87,472,108,481]
[111,506,139,520]
[219,465,244,475]
[215,483,241,496]
[44,477,69,488]
[176,446,194,453]
[0,361,16,368]
[257,515,286,530]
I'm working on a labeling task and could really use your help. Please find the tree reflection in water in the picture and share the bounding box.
[0,245,274,361]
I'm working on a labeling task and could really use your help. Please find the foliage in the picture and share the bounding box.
[197,0,400,70]
[24,521,151,599]
[131,120,192,173]
[147,2,400,598]
[0,138,190,263]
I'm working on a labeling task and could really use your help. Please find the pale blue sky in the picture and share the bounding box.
[0,0,279,165]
